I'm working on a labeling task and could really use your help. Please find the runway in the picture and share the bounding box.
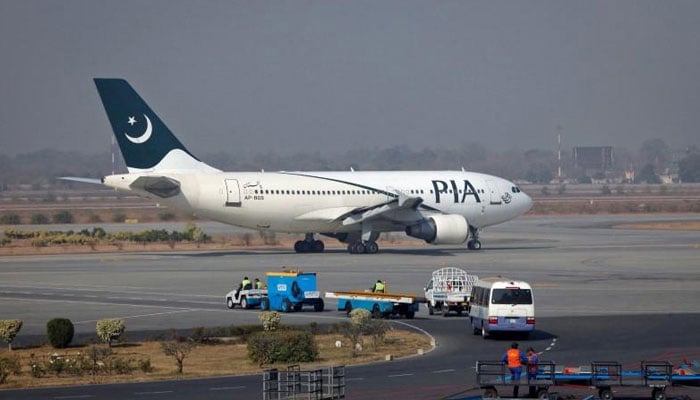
[1,214,699,399]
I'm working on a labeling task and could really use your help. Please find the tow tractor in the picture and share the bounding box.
[476,359,700,400]
[325,289,422,319]
[424,267,478,316]
[225,286,267,309]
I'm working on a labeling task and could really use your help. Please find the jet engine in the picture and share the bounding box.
[405,214,469,244]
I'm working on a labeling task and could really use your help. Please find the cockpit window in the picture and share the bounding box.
[511,186,521,193]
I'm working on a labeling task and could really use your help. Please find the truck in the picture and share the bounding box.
[225,287,268,309]
[424,267,478,316]
[325,290,422,319]
[261,271,324,313]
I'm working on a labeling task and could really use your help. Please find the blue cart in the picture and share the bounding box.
[261,271,324,313]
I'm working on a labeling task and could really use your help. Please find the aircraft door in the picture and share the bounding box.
[225,179,242,207]
[485,179,502,205]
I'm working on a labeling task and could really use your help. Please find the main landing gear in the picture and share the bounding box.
[294,233,325,253]
[347,240,379,254]
[467,226,482,250]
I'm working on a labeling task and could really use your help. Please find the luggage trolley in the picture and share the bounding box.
[476,360,555,399]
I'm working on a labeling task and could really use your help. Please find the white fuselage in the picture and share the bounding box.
[104,170,532,235]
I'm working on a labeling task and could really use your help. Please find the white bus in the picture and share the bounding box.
[468,277,535,338]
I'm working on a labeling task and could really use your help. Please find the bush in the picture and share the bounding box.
[259,311,281,332]
[53,211,74,224]
[96,319,125,347]
[247,330,318,366]
[138,358,153,373]
[86,345,112,376]
[0,319,23,350]
[0,213,21,225]
[109,357,135,375]
[0,354,21,384]
[46,318,74,348]
[30,214,49,224]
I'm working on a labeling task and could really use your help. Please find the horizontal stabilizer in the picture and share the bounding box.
[58,177,103,185]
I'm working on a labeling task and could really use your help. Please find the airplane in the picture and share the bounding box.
[69,78,532,254]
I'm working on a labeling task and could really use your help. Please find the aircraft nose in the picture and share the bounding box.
[521,191,533,213]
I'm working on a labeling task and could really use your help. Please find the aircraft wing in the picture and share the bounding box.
[293,192,426,227]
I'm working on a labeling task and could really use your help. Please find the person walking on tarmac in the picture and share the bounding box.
[372,279,385,293]
[501,342,527,397]
[527,347,539,397]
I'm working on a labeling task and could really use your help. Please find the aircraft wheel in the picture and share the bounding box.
[294,240,306,253]
[470,240,482,250]
[312,240,324,252]
[226,297,235,309]
[349,241,365,254]
[365,241,379,254]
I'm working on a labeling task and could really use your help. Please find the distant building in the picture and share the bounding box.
[573,146,614,177]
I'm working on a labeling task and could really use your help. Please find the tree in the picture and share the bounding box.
[161,340,193,374]
[635,163,660,184]
[0,320,22,351]
[96,319,125,347]
[678,153,700,182]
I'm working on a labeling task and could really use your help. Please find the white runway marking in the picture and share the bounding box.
[432,369,456,373]
[53,396,95,399]
[388,373,414,378]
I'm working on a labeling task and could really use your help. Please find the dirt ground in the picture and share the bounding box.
[0,330,430,389]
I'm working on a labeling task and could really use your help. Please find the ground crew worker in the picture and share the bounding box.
[527,347,539,396]
[501,342,527,397]
[373,279,385,293]
[255,278,263,289]
[236,276,252,300]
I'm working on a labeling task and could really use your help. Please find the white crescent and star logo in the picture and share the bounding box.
[124,114,153,144]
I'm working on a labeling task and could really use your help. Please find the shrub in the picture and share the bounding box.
[96,319,125,347]
[53,211,74,224]
[0,238,10,247]
[30,214,49,224]
[0,319,23,350]
[46,318,74,348]
[259,311,281,332]
[86,346,112,377]
[138,358,153,373]
[0,354,21,384]
[109,357,134,375]
[247,330,318,366]
[161,340,193,374]
[0,213,20,225]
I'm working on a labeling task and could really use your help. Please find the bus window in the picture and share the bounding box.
[491,288,532,305]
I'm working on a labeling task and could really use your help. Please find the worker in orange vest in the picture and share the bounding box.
[501,342,527,397]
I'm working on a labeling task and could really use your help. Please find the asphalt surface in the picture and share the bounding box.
[1,214,699,399]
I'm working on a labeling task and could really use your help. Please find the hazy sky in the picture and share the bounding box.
[1,1,699,158]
